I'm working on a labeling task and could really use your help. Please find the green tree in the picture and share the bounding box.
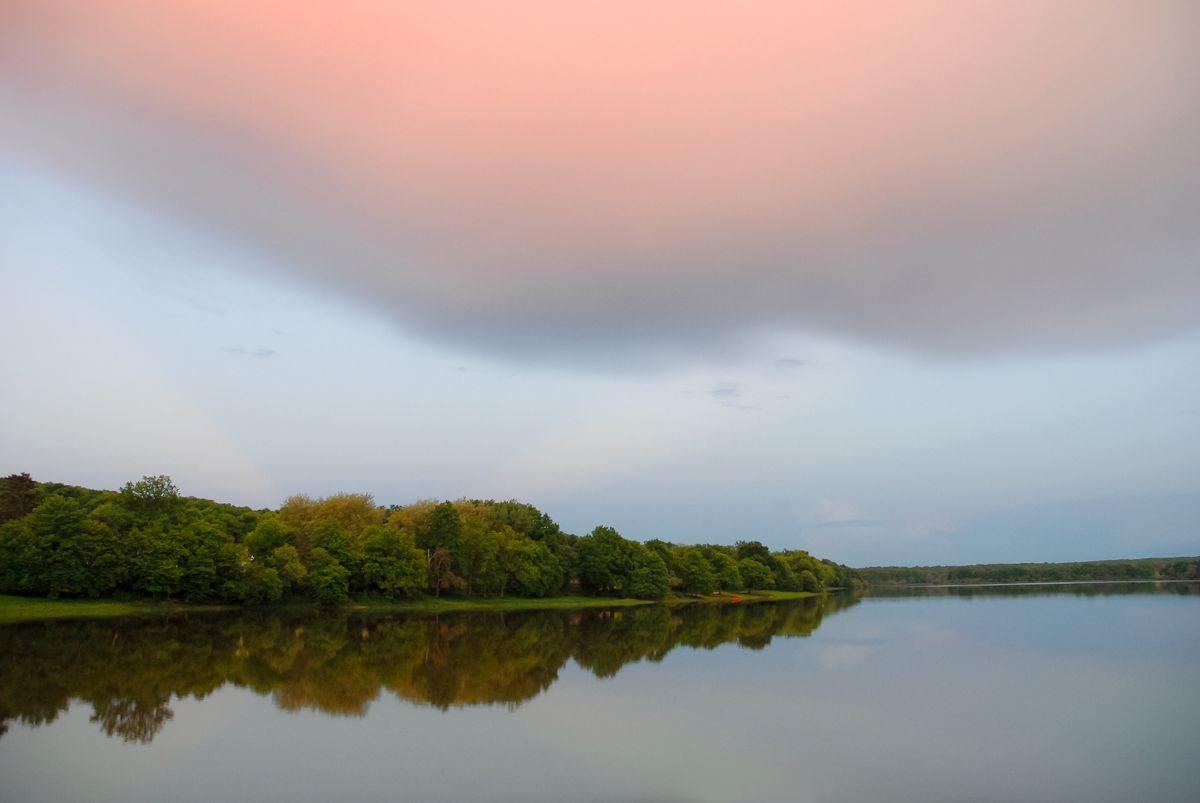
[678,548,718,595]
[735,540,772,563]
[512,539,563,598]
[77,518,129,596]
[771,560,798,591]
[129,522,187,598]
[0,473,39,524]
[119,475,180,521]
[739,558,775,591]
[710,551,743,591]
[458,519,503,595]
[306,547,350,605]
[28,495,87,597]
[495,527,562,598]
[269,545,308,591]
[794,569,820,593]
[644,538,680,583]
[179,526,220,601]
[0,519,35,593]
[624,546,670,599]
[87,496,136,533]
[736,541,792,589]
[421,501,462,553]
[577,525,630,595]
[361,525,425,597]
[244,513,296,559]
[312,523,363,590]
[238,561,283,604]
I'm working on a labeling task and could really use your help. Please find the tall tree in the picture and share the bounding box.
[312,523,361,577]
[678,548,718,595]
[244,513,297,559]
[306,547,350,605]
[427,546,464,597]
[269,545,308,591]
[577,525,630,595]
[361,525,425,597]
[27,494,87,597]
[624,546,670,599]
[120,475,180,521]
[421,502,462,554]
[0,473,39,524]
[313,493,381,546]
[709,551,743,591]
[739,558,774,591]
[129,522,187,598]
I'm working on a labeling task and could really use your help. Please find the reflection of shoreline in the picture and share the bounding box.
[0,596,858,744]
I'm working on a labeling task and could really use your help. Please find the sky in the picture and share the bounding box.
[1,1,1198,566]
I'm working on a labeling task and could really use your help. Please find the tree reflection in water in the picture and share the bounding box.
[0,595,858,743]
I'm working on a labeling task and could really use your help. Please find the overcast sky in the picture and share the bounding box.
[2,1,1198,565]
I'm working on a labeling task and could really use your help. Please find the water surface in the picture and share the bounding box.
[2,586,1196,802]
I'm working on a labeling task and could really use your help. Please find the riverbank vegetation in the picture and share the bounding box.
[0,473,862,608]
[858,557,1200,587]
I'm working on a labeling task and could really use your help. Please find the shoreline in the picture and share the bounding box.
[0,590,818,624]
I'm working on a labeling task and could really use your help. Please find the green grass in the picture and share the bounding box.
[0,594,230,624]
[0,588,820,623]
[347,594,655,613]
[731,590,819,602]
[668,589,819,605]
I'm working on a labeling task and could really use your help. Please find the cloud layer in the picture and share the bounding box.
[4,1,1198,362]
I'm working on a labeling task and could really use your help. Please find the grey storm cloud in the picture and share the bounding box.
[3,1,1199,365]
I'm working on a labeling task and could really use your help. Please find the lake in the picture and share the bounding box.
[2,585,1197,802]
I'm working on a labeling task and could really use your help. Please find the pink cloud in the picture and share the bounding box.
[4,1,1198,361]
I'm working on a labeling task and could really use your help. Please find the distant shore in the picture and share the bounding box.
[856,556,1199,588]
[874,579,1197,590]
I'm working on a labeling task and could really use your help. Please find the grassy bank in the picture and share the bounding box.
[0,589,819,624]
[346,594,654,614]
[728,590,820,602]
[0,595,231,624]
[350,589,817,614]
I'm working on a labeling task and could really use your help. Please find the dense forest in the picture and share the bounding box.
[0,597,856,742]
[0,473,863,605]
[858,557,1200,587]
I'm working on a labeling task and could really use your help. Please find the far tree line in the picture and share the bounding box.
[858,558,1200,586]
[0,473,865,605]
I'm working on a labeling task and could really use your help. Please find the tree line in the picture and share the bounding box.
[857,557,1200,587]
[863,583,1199,600]
[0,473,863,605]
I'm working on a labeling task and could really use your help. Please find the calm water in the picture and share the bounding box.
[2,586,1197,803]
